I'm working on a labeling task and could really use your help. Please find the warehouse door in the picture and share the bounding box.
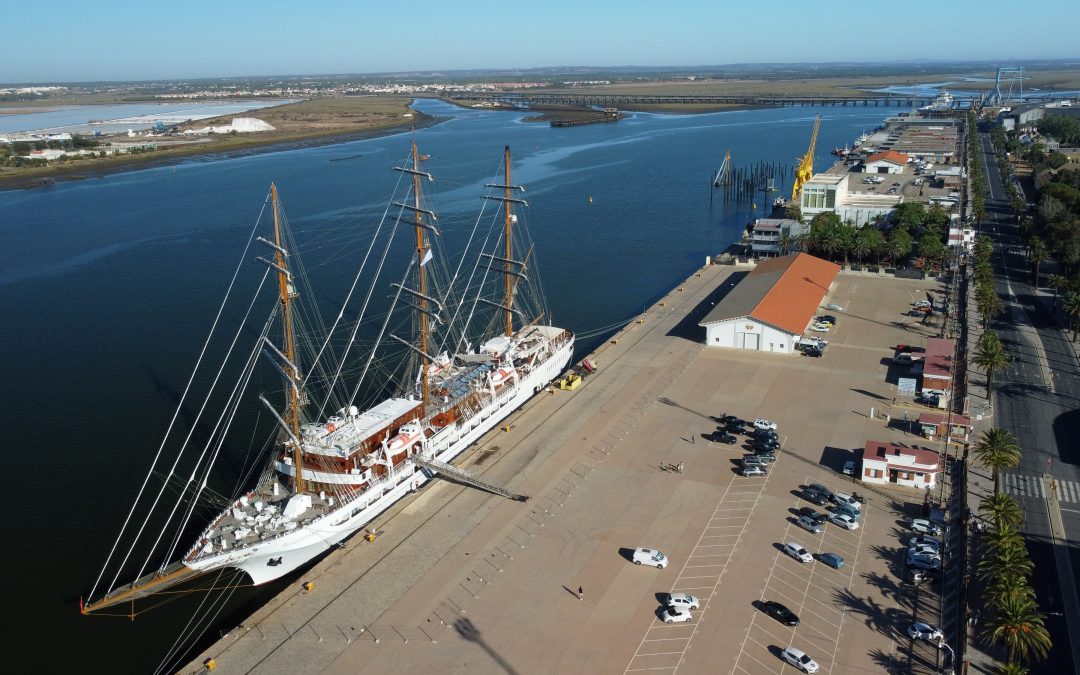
[742,333,759,350]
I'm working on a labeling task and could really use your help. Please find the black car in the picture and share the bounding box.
[751,438,779,452]
[720,415,748,426]
[724,422,746,434]
[705,430,738,444]
[752,428,778,440]
[798,507,828,524]
[803,489,829,506]
[762,600,800,626]
[806,483,834,502]
[802,345,824,358]
[751,449,777,462]
[819,314,838,325]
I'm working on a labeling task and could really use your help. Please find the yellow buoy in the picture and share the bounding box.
[588,196,593,204]
[204,658,217,671]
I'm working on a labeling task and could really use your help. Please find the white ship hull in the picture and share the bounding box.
[186,334,574,584]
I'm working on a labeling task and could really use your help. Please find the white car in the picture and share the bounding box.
[910,519,943,536]
[781,646,820,673]
[907,535,942,550]
[660,606,692,623]
[828,513,859,530]
[753,418,778,431]
[909,543,940,557]
[632,547,668,568]
[810,322,831,333]
[907,622,944,642]
[783,541,813,564]
[742,464,767,477]
[832,493,861,511]
[666,593,700,610]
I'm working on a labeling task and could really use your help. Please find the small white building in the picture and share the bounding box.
[864,150,910,174]
[800,173,848,220]
[749,218,806,256]
[699,253,839,353]
[859,440,940,489]
[948,225,975,252]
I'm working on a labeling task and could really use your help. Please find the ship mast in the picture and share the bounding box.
[270,184,304,492]
[412,142,431,407]
[503,147,514,337]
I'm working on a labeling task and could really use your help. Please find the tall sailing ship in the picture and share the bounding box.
[83,143,574,615]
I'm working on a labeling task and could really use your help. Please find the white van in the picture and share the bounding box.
[632,547,668,568]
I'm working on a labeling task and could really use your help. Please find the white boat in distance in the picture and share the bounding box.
[920,90,955,112]
[83,143,574,615]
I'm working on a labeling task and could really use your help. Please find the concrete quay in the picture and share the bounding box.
[185,263,953,675]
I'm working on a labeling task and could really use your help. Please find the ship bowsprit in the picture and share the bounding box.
[81,561,207,615]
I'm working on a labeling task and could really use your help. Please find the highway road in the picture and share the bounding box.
[978,126,1080,674]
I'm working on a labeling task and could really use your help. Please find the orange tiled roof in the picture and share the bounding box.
[749,254,840,335]
[866,150,910,166]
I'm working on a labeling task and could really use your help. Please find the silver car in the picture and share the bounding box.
[781,646,820,673]
[797,515,823,534]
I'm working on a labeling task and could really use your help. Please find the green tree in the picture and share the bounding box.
[885,229,913,265]
[924,203,951,232]
[986,571,1037,610]
[981,595,1052,665]
[918,231,948,269]
[979,494,1024,530]
[972,428,1022,495]
[978,543,1034,581]
[1048,274,1069,309]
[893,202,926,230]
[1063,291,1080,339]
[976,286,1005,328]
[990,664,1029,675]
[783,201,803,223]
[1027,237,1048,289]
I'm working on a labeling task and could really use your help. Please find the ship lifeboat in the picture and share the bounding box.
[490,368,516,386]
[386,422,424,454]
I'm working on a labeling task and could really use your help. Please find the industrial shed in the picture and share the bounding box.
[699,253,840,353]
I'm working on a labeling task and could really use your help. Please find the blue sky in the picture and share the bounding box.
[3,0,1079,83]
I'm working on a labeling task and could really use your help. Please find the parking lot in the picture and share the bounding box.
[193,266,957,675]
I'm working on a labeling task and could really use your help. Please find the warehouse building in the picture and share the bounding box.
[699,253,839,353]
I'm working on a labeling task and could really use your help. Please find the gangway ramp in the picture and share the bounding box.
[413,456,527,502]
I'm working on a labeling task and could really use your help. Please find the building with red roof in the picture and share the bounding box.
[921,337,955,400]
[859,440,941,489]
[699,253,839,353]
[917,412,973,443]
[864,150,911,174]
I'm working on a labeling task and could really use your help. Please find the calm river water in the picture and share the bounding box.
[0,98,895,672]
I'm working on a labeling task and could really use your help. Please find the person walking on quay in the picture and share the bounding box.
[578,585,583,600]
[677,461,684,474]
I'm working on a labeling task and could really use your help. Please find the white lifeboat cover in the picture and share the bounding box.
[281,493,313,520]
[481,336,512,355]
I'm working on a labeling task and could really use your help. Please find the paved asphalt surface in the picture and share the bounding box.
[978,126,1080,673]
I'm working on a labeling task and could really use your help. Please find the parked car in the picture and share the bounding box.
[833,503,862,521]
[751,449,777,462]
[916,392,940,406]
[762,600,800,626]
[742,455,767,468]
[660,606,693,623]
[742,464,767,477]
[802,344,824,357]
[907,535,942,550]
[753,418,778,431]
[632,548,668,568]
[751,439,780,453]
[907,622,944,642]
[783,542,813,564]
[908,553,942,570]
[802,487,829,506]
[810,322,831,333]
[720,415,748,426]
[832,493,861,511]
[842,460,856,475]
[797,515,824,534]
[752,428,779,441]
[806,484,834,502]
[780,646,820,673]
[798,507,828,525]
[818,552,845,569]
[829,513,859,530]
[818,315,838,325]
[909,543,941,558]
[666,593,700,610]
[705,430,738,444]
[910,519,943,536]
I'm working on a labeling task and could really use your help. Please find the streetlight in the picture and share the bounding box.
[939,641,955,674]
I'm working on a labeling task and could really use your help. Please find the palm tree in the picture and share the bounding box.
[783,201,802,223]
[1063,291,1080,340]
[973,332,1013,395]
[1027,237,1048,289]
[986,572,1037,610]
[979,494,1025,530]
[972,428,1022,494]
[977,288,1005,328]
[981,595,1052,664]
[1047,274,1068,309]
[980,524,1025,559]
[978,544,1034,581]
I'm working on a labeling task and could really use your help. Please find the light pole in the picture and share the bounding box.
[939,641,955,674]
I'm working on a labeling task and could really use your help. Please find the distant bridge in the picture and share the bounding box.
[449,91,972,109]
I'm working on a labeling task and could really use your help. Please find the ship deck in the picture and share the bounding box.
[184,263,949,674]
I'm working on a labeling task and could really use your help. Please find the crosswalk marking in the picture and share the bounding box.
[1003,472,1080,504]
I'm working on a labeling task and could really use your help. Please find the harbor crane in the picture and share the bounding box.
[791,114,821,201]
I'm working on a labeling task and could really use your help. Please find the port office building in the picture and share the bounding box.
[699,253,839,353]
